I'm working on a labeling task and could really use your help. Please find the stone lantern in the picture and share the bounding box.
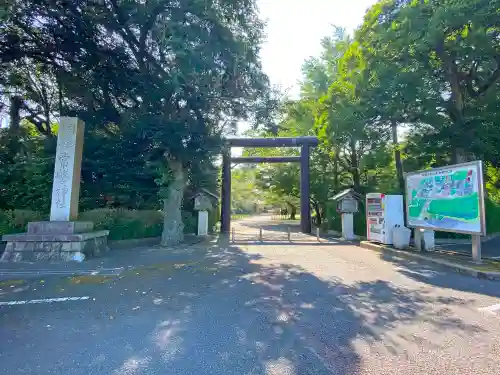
[330,189,363,241]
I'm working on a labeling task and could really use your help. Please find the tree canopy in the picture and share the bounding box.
[248,0,500,231]
[0,0,272,242]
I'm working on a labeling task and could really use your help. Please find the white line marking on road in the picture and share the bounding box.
[0,268,123,277]
[0,296,90,306]
[478,303,500,314]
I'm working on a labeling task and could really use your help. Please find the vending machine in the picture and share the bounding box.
[366,193,404,245]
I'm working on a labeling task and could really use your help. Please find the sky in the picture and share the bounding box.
[257,0,377,98]
[232,0,376,148]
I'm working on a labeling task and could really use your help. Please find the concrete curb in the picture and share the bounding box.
[359,241,500,281]
[327,230,366,241]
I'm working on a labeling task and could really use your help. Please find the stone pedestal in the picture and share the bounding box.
[197,211,209,236]
[414,228,435,251]
[341,213,355,240]
[1,221,109,262]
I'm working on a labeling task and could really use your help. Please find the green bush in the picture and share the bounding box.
[0,209,46,235]
[80,208,164,240]
[0,208,209,240]
[485,198,500,234]
[182,210,197,234]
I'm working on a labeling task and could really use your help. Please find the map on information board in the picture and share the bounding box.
[405,161,485,235]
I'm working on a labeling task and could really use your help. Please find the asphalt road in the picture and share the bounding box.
[1,219,500,374]
[436,236,500,259]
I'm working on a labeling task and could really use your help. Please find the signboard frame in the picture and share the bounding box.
[337,197,359,213]
[404,161,486,236]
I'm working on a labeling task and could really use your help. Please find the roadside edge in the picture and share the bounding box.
[359,241,500,281]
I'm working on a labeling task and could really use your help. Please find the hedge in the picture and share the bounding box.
[0,208,203,241]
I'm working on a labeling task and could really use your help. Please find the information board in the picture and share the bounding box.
[405,161,486,235]
[338,198,358,213]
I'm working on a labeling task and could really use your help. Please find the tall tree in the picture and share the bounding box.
[358,0,500,164]
[1,0,270,243]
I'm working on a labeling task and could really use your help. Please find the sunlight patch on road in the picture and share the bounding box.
[393,266,442,277]
[265,358,296,375]
[113,356,152,375]
[478,303,500,315]
[153,319,185,363]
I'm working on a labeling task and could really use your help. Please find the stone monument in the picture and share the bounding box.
[1,117,109,262]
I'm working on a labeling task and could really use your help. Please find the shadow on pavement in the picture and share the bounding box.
[0,237,485,375]
[379,251,500,299]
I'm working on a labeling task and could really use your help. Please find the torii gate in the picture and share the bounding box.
[220,136,319,234]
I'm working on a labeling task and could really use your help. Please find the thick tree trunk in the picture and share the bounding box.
[349,138,360,190]
[391,120,404,193]
[333,146,340,192]
[161,159,185,246]
[287,204,296,220]
[452,148,468,164]
[439,42,467,165]
[8,96,23,133]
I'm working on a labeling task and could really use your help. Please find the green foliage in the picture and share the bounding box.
[181,211,197,235]
[231,167,263,214]
[79,209,163,240]
[0,208,204,240]
[2,0,500,241]
[0,0,271,239]
[0,210,46,235]
[486,199,500,235]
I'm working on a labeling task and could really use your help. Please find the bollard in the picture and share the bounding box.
[231,227,235,243]
[287,226,291,242]
[259,227,263,242]
[316,227,320,242]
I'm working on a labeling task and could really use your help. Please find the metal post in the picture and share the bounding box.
[300,145,312,233]
[220,149,231,233]
[231,227,235,243]
[259,227,263,242]
[316,227,320,242]
[472,235,482,263]
[288,226,291,242]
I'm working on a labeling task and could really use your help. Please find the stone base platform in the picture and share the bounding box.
[1,221,109,262]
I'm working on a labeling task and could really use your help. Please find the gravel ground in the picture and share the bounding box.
[1,217,500,375]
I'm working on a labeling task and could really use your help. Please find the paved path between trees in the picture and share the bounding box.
[231,214,320,242]
[1,218,500,374]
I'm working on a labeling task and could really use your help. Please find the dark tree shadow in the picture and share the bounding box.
[0,236,486,375]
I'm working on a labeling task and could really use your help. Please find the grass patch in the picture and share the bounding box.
[0,279,25,287]
[67,275,113,285]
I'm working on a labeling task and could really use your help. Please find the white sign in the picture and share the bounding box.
[405,161,486,235]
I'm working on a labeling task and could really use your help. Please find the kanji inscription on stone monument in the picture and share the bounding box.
[49,117,85,221]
